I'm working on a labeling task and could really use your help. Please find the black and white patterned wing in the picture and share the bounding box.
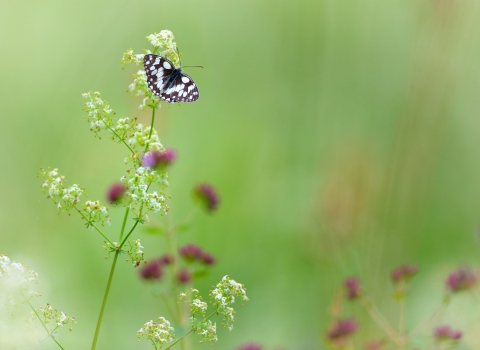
[144,54,175,97]
[159,73,199,103]
[143,54,200,103]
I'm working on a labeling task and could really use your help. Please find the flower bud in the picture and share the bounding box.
[142,149,176,169]
[194,183,220,212]
[343,276,361,299]
[179,244,203,262]
[446,268,478,293]
[433,325,462,342]
[106,183,126,203]
[200,252,216,265]
[326,318,358,347]
[391,264,418,283]
[139,260,163,280]
[177,269,191,284]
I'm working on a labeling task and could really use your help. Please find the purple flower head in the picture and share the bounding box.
[237,343,263,350]
[200,252,216,265]
[326,318,358,345]
[343,276,361,299]
[159,253,175,265]
[106,183,126,203]
[177,269,191,284]
[446,268,478,293]
[391,264,419,283]
[433,325,462,342]
[194,183,220,212]
[139,260,163,280]
[142,149,176,169]
[179,244,203,262]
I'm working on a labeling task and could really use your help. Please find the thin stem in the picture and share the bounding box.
[119,207,130,242]
[410,299,449,336]
[74,206,113,245]
[91,251,120,350]
[22,292,65,350]
[360,296,402,346]
[120,220,141,248]
[144,107,156,154]
[167,311,217,349]
[398,298,406,348]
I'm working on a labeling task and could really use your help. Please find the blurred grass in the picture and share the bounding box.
[2,0,480,349]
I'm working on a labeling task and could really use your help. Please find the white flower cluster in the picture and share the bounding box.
[120,166,169,219]
[146,30,179,65]
[82,200,111,227]
[39,168,110,226]
[122,30,180,110]
[137,317,175,349]
[121,48,144,66]
[35,303,76,332]
[0,255,39,302]
[127,124,163,151]
[209,275,249,331]
[195,320,217,344]
[126,70,161,111]
[125,239,145,267]
[82,91,138,143]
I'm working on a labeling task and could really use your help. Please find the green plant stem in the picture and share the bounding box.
[144,107,156,154]
[74,206,113,245]
[119,207,130,242]
[91,251,120,350]
[398,298,406,349]
[22,292,65,350]
[167,311,217,349]
[361,296,402,346]
[165,211,187,350]
[410,299,449,336]
[91,207,131,350]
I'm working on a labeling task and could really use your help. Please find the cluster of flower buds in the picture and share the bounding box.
[445,268,478,293]
[329,264,477,348]
[194,184,220,213]
[325,318,358,348]
[139,245,216,285]
[139,253,175,280]
[142,149,176,170]
[179,243,216,265]
[433,324,462,342]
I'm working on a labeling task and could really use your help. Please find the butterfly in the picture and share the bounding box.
[143,54,200,103]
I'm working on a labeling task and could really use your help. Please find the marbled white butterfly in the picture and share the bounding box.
[143,54,199,103]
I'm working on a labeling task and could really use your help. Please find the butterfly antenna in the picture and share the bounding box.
[183,65,204,69]
[175,46,182,67]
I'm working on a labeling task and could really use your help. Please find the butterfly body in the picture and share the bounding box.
[143,54,199,103]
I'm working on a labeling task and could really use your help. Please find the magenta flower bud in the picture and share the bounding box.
[106,183,126,203]
[326,318,358,344]
[343,276,361,299]
[391,264,418,283]
[194,183,220,212]
[200,252,216,265]
[177,269,191,284]
[179,244,203,262]
[158,254,175,265]
[237,344,263,350]
[446,268,478,293]
[139,260,163,280]
[433,325,462,341]
[142,149,176,169]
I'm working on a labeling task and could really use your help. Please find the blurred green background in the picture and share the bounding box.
[2,0,480,349]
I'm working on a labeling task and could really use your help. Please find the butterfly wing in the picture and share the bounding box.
[160,73,199,103]
[143,54,200,103]
[144,54,175,97]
